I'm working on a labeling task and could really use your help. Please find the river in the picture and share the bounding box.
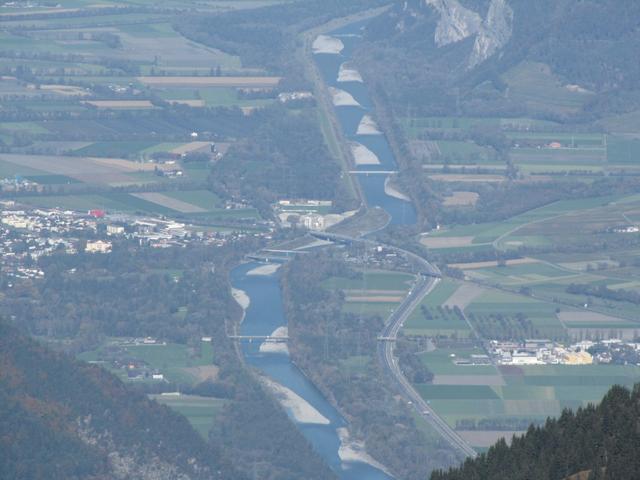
[314,21,417,226]
[231,262,391,479]
[230,19,421,479]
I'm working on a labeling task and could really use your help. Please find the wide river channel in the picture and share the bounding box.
[230,20,417,479]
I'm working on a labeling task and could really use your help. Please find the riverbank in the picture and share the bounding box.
[357,115,382,135]
[384,176,411,202]
[260,376,331,425]
[299,5,392,212]
[231,287,250,311]
[247,263,281,276]
[337,427,393,476]
[259,326,289,354]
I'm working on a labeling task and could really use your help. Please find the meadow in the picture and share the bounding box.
[414,342,640,450]
[78,339,216,386]
[149,394,227,439]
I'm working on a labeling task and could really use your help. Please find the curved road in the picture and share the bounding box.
[310,232,477,459]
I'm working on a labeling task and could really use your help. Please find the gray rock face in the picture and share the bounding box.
[425,0,483,47]
[408,0,513,67]
[469,0,514,67]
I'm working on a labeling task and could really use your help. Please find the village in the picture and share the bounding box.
[0,202,272,279]
[486,338,640,366]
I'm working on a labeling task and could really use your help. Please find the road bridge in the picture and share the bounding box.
[228,335,289,342]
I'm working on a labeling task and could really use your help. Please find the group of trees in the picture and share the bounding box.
[2,239,258,349]
[282,251,460,479]
[210,105,349,215]
[175,0,386,85]
[0,321,243,480]
[432,384,640,480]
[1,236,340,479]
[359,0,640,119]
[567,283,640,306]
[468,312,544,342]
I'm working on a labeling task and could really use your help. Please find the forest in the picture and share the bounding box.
[359,0,640,119]
[0,321,242,480]
[0,239,335,480]
[210,105,349,216]
[282,250,459,480]
[175,0,386,82]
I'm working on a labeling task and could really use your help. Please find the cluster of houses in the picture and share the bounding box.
[0,205,87,277]
[585,339,640,365]
[486,339,634,366]
[88,338,169,382]
[343,244,413,272]
[277,91,314,104]
[0,176,44,193]
[0,203,272,278]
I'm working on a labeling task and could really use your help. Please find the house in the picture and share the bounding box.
[88,209,105,218]
[106,225,125,236]
[85,240,112,254]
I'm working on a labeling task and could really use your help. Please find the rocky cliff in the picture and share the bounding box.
[400,0,513,68]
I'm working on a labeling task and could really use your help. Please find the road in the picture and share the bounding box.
[377,275,478,459]
[310,231,478,459]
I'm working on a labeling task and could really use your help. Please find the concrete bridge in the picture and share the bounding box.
[228,335,289,343]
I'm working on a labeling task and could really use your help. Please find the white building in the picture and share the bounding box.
[107,225,125,236]
[85,240,112,254]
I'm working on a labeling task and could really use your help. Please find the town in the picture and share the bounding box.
[486,338,640,366]
[0,202,273,279]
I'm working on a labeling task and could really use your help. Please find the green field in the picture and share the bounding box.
[416,384,500,400]
[418,348,498,376]
[24,174,82,185]
[163,189,223,210]
[431,140,495,164]
[606,136,640,165]
[0,122,51,134]
[16,192,176,215]
[466,290,565,337]
[79,340,215,386]
[502,61,593,113]
[343,301,399,316]
[431,194,625,248]
[416,344,640,444]
[74,141,159,158]
[149,394,226,438]
[404,282,472,337]
[323,270,415,291]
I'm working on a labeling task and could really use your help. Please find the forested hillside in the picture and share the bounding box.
[431,384,640,480]
[175,0,386,82]
[361,0,640,118]
[0,322,241,480]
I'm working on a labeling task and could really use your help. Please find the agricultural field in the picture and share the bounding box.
[501,62,593,114]
[0,1,281,228]
[78,339,217,386]
[407,282,640,451]
[149,394,227,439]
[427,192,640,335]
[422,194,624,251]
[322,269,415,318]
[415,350,640,450]
[406,191,640,449]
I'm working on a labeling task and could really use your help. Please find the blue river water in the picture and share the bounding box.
[231,262,391,479]
[315,22,418,225]
[229,20,422,479]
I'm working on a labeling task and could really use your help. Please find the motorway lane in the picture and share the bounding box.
[310,232,477,457]
[377,277,478,459]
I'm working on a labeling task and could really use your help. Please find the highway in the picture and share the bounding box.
[311,231,478,459]
[377,275,478,459]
